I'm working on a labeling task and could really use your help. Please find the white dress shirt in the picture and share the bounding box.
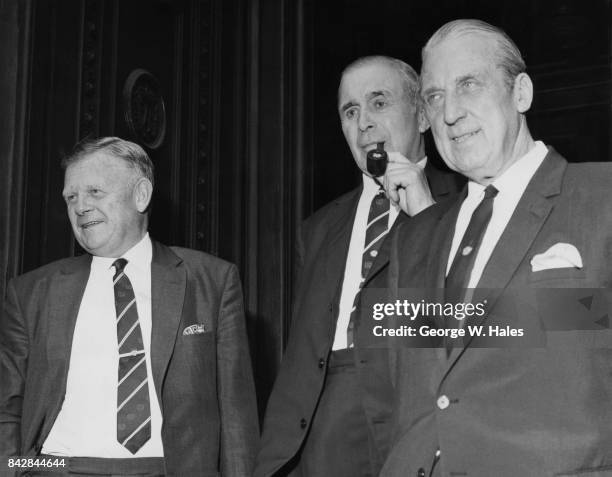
[446,141,548,287]
[42,233,164,457]
[333,159,427,350]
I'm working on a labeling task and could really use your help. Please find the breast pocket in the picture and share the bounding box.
[180,330,214,352]
[530,267,586,284]
[177,331,216,379]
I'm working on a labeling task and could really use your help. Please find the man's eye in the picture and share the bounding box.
[373,99,387,109]
[426,93,442,107]
[65,195,75,202]
[345,108,357,120]
[461,80,477,91]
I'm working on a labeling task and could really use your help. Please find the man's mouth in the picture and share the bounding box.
[80,220,102,229]
[451,130,480,143]
[360,141,385,151]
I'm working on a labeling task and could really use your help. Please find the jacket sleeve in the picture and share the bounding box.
[0,278,28,459]
[217,264,259,477]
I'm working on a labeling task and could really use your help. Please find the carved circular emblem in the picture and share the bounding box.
[123,69,166,149]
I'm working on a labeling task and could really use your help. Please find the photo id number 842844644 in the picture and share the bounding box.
[6,457,66,470]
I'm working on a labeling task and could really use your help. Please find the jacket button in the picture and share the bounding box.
[437,394,450,410]
[318,358,325,369]
[417,468,426,477]
[300,418,307,429]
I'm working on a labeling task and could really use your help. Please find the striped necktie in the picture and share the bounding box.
[347,188,390,347]
[113,258,151,454]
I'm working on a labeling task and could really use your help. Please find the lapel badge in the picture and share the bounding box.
[183,323,206,335]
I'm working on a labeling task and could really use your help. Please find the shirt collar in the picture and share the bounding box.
[91,233,153,273]
[123,232,152,269]
[466,141,548,199]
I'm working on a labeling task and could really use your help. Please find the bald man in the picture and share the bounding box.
[255,56,463,477]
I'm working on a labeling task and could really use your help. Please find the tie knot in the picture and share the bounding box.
[484,185,498,199]
[113,258,128,276]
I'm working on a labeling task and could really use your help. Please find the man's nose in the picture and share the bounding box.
[443,92,466,126]
[74,196,93,215]
[358,109,375,132]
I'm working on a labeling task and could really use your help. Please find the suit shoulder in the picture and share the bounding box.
[169,246,236,274]
[10,255,89,288]
[302,187,360,231]
[566,162,612,186]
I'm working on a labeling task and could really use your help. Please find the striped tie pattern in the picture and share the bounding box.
[113,258,151,454]
[347,188,390,347]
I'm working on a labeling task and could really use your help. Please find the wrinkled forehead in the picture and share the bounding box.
[338,61,404,108]
[421,34,496,84]
[63,153,136,187]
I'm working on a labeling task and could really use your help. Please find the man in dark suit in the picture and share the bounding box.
[382,19,612,477]
[255,56,463,477]
[0,137,258,476]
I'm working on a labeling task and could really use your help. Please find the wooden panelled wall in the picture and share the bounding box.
[1,0,30,316]
[0,0,310,413]
[1,0,611,413]
[309,0,612,211]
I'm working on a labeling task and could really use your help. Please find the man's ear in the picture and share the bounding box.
[133,177,153,213]
[417,106,430,133]
[513,72,533,114]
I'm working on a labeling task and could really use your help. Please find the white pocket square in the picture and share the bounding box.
[530,242,583,272]
[183,323,207,335]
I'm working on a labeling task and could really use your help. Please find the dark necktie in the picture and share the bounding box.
[113,258,151,454]
[347,188,390,347]
[444,185,498,353]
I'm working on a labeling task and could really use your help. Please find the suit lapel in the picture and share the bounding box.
[473,152,565,301]
[323,188,361,303]
[427,190,466,292]
[444,150,567,370]
[39,254,92,441]
[47,255,92,358]
[150,241,186,404]
[424,194,466,362]
[426,160,461,202]
[421,163,467,293]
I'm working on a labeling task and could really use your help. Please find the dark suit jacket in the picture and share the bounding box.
[382,149,612,477]
[255,164,463,477]
[0,240,259,477]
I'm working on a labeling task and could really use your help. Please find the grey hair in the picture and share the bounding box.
[422,19,526,88]
[62,136,154,187]
[340,55,420,106]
